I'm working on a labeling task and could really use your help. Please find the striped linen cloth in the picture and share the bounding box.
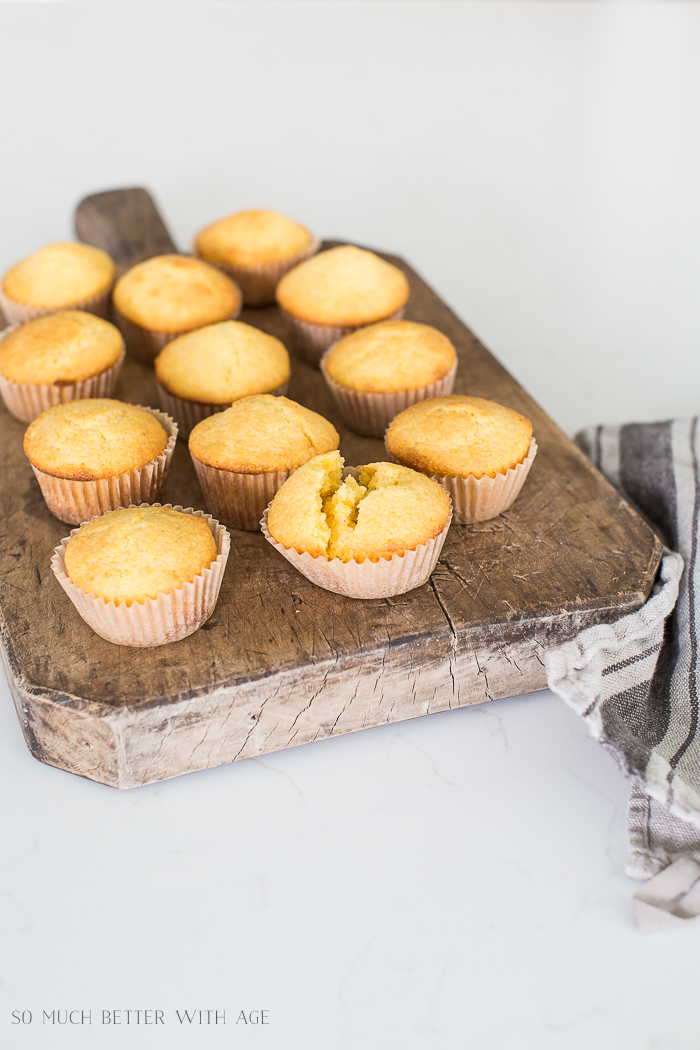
[544,419,700,930]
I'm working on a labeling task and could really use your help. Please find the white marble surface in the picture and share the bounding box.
[1,3,700,1048]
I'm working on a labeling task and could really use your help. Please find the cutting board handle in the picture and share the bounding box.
[75,187,177,275]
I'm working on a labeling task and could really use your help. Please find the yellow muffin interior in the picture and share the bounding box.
[196,210,313,268]
[64,505,217,606]
[385,396,533,479]
[155,320,289,405]
[113,254,241,333]
[189,394,339,474]
[24,399,169,481]
[324,319,457,393]
[0,310,123,385]
[275,245,410,327]
[2,243,115,309]
[267,451,450,562]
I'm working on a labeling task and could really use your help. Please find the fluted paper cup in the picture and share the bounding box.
[196,236,321,306]
[387,438,538,524]
[191,455,294,532]
[280,307,406,368]
[0,323,125,424]
[51,505,230,647]
[0,284,113,326]
[31,405,178,524]
[157,379,290,440]
[320,352,457,438]
[261,468,452,598]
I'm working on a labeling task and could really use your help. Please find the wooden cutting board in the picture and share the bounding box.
[0,188,661,788]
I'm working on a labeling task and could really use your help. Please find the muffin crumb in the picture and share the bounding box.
[267,451,450,562]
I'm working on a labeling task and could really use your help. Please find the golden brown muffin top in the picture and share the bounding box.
[267,450,450,562]
[385,396,533,479]
[2,242,115,309]
[155,320,290,405]
[112,254,241,334]
[64,505,217,606]
[275,246,410,327]
[189,394,339,474]
[24,399,169,481]
[0,310,124,385]
[195,210,314,269]
[324,320,457,393]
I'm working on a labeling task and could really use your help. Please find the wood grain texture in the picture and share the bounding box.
[0,189,662,787]
[74,187,177,274]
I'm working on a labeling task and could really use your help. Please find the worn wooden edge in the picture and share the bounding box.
[4,539,659,720]
[6,630,538,789]
[3,565,661,788]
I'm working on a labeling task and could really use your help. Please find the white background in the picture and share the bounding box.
[1,3,699,1049]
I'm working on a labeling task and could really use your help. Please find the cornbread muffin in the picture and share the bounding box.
[25,399,169,480]
[386,396,532,478]
[277,247,409,328]
[190,395,338,474]
[0,311,122,386]
[155,320,290,438]
[324,320,456,393]
[321,320,458,437]
[385,395,537,523]
[112,254,242,363]
[0,311,125,423]
[64,505,218,605]
[195,209,319,305]
[189,395,339,530]
[0,242,115,324]
[275,246,410,366]
[24,399,177,524]
[53,504,230,647]
[263,451,451,597]
[268,450,449,560]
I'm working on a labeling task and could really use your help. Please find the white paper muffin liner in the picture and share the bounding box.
[0,284,113,326]
[193,457,295,532]
[156,379,290,440]
[196,236,321,306]
[260,469,452,598]
[51,504,230,647]
[0,322,125,423]
[114,292,243,365]
[279,307,406,368]
[30,405,178,525]
[386,437,538,523]
[320,351,457,438]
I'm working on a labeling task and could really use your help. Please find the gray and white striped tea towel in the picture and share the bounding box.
[544,418,700,931]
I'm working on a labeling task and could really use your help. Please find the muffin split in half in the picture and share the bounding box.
[263,451,452,598]
[268,452,449,563]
